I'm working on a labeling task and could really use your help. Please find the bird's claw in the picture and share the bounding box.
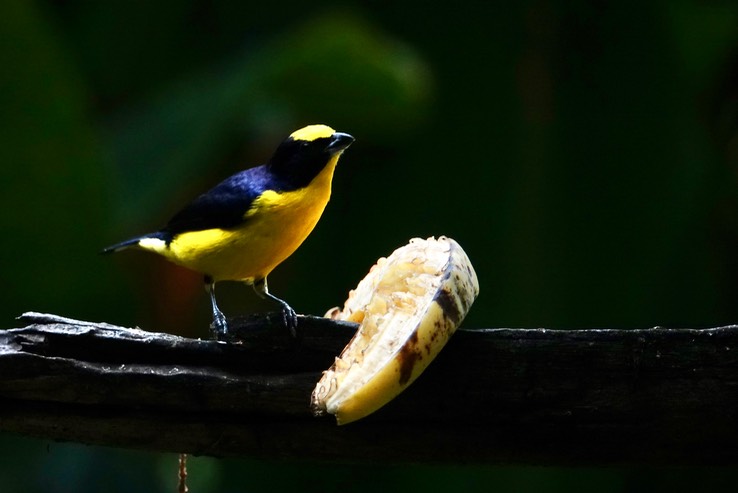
[210,312,228,340]
[281,303,298,338]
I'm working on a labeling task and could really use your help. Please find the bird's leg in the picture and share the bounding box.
[205,276,228,339]
[252,277,298,336]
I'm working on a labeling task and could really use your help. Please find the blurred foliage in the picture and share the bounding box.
[0,0,129,323]
[1,0,738,491]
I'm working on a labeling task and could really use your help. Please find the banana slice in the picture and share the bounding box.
[311,236,479,425]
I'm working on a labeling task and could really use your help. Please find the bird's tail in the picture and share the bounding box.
[101,236,146,254]
[101,231,169,254]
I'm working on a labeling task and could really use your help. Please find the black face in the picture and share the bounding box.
[268,133,353,189]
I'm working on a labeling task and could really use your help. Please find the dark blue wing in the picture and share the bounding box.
[163,165,278,237]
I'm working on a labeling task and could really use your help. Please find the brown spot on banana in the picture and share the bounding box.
[433,287,461,325]
[397,331,420,386]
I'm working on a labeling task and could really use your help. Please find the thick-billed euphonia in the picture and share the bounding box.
[104,124,354,337]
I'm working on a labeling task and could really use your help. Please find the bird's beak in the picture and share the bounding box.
[326,132,355,154]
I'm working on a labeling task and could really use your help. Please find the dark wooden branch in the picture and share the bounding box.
[2,312,738,465]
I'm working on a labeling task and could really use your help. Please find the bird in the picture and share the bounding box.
[103,124,354,338]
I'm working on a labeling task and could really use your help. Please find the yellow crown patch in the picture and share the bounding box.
[290,124,335,142]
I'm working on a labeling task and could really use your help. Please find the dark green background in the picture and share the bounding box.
[2,0,738,491]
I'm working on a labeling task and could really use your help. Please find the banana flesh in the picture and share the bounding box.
[311,236,479,425]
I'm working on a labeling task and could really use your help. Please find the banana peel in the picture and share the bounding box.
[311,236,479,425]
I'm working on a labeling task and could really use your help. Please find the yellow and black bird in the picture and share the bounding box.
[103,124,354,337]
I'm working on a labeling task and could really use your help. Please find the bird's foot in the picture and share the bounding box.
[278,302,298,338]
[209,312,228,340]
[251,278,298,337]
[264,298,297,338]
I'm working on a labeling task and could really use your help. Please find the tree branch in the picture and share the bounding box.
[2,312,738,465]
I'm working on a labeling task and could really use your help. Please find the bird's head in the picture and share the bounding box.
[269,125,354,187]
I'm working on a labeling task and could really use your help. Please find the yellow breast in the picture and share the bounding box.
[150,156,339,282]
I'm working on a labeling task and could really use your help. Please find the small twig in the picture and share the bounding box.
[178,454,188,493]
